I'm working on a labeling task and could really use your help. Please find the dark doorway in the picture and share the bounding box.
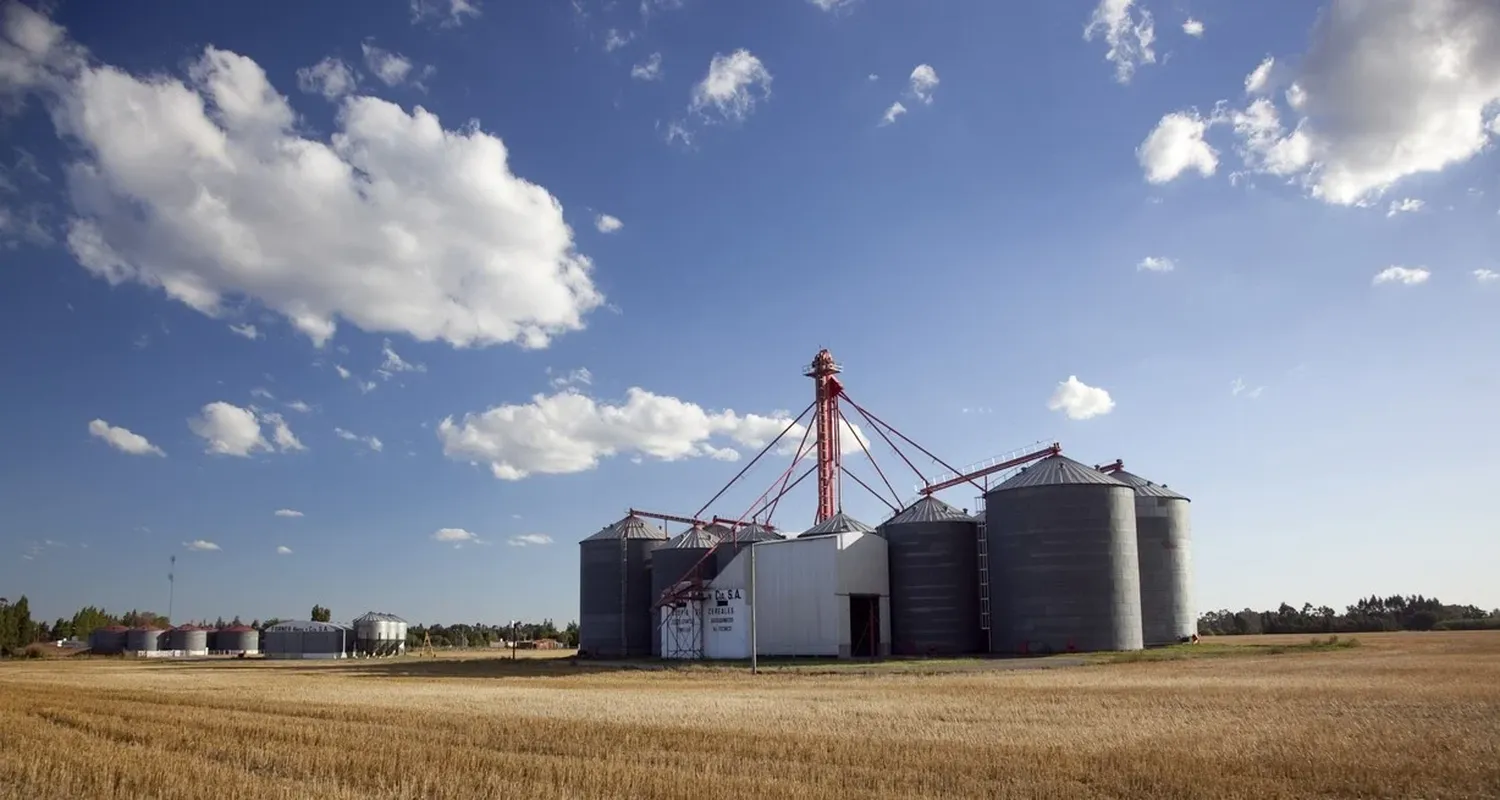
[849,595,880,658]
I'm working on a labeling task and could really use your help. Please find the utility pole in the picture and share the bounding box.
[167,555,176,625]
[511,620,519,660]
[749,543,758,675]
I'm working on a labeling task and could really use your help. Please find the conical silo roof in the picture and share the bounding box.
[885,496,975,525]
[702,522,733,539]
[989,454,1128,492]
[582,514,668,541]
[1109,469,1190,501]
[664,524,720,549]
[799,511,874,537]
[737,523,784,541]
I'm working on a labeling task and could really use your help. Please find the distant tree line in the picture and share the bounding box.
[407,619,579,649]
[1199,595,1500,636]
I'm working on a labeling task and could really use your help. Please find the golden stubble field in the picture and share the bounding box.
[2,632,1498,800]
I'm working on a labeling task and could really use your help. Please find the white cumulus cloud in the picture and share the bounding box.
[377,338,425,380]
[360,42,432,88]
[631,52,662,81]
[88,419,165,456]
[1084,0,1156,84]
[1137,256,1175,272]
[296,57,358,100]
[274,509,303,517]
[1475,269,1499,283]
[1165,2,1500,206]
[507,533,553,547]
[187,401,305,457]
[1244,56,1276,95]
[1182,18,1204,37]
[1,8,602,350]
[1373,266,1430,286]
[228,323,260,340]
[334,427,383,451]
[183,540,220,552]
[549,367,593,389]
[410,0,481,27]
[1386,198,1424,217]
[276,545,293,555]
[1138,110,1219,183]
[595,214,623,233]
[437,387,869,481]
[1047,376,1115,421]
[879,102,907,126]
[432,527,484,547]
[908,64,939,104]
[690,49,772,123]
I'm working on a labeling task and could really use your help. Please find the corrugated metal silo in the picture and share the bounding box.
[89,625,128,654]
[881,497,983,655]
[126,627,165,653]
[216,625,259,654]
[168,625,209,655]
[1110,469,1194,646]
[713,522,782,572]
[797,511,874,538]
[985,455,1144,654]
[650,525,720,657]
[579,514,667,658]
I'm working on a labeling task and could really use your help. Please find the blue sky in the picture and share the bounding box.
[2,0,1498,626]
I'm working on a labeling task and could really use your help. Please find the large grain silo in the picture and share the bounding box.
[797,511,875,538]
[651,525,721,604]
[215,625,259,655]
[168,625,209,656]
[985,454,1143,654]
[1110,468,1194,646]
[881,497,982,655]
[126,627,166,655]
[713,523,782,573]
[354,612,409,656]
[578,514,667,658]
[89,625,128,655]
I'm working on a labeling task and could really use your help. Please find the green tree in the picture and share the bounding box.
[310,605,331,622]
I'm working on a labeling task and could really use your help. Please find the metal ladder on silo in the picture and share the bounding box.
[976,494,990,632]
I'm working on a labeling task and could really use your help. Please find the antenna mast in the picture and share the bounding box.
[804,349,843,524]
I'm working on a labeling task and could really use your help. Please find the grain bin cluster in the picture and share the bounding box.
[578,453,1193,660]
[89,624,258,657]
[85,612,408,659]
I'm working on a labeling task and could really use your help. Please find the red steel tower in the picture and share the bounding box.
[804,349,843,523]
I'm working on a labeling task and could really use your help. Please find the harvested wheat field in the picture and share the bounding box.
[2,632,1498,800]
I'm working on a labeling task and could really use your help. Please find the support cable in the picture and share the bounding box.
[692,400,814,519]
[840,465,900,514]
[838,407,903,509]
[753,464,816,525]
[843,394,985,496]
[845,397,930,487]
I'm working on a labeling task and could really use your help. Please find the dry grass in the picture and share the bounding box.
[2,632,1498,799]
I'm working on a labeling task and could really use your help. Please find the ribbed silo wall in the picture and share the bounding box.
[126,629,165,653]
[580,539,663,657]
[1136,496,1194,645]
[884,518,982,655]
[985,484,1143,653]
[89,627,127,654]
[218,628,259,654]
[650,548,716,656]
[168,628,209,654]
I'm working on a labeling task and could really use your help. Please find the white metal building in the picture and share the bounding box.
[261,621,351,659]
[687,531,890,659]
